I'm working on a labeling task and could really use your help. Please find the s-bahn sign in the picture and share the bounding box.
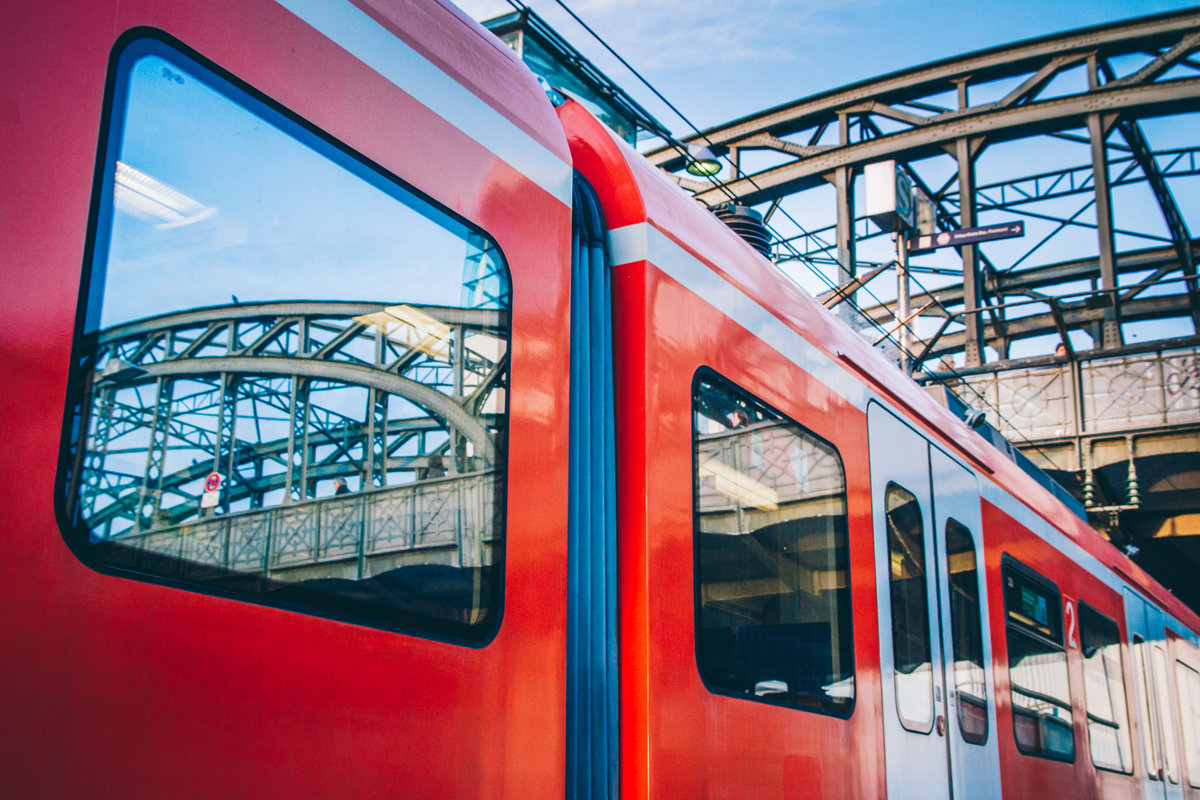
[908,221,1024,253]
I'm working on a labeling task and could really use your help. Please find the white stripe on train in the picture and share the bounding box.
[274,0,573,205]
[611,219,1195,636]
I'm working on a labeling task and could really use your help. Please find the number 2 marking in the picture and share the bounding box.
[1065,599,1078,649]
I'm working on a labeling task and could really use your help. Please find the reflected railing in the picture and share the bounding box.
[96,470,500,581]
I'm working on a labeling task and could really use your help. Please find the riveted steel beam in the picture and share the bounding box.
[648,8,1200,171]
[687,78,1200,207]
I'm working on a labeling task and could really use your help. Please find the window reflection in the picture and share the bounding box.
[1152,646,1181,783]
[886,484,934,733]
[1004,564,1074,761]
[946,520,988,745]
[1079,604,1132,773]
[66,39,509,637]
[1134,634,1163,780]
[693,375,854,714]
[1176,661,1200,788]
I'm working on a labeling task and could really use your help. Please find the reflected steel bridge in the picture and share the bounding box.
[69,299,507,574]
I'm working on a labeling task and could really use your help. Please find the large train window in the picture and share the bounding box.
[693,372,854,715]
[58,34,509,641]
[1176,661,1200,788]
[1002,559,1074,761]
[1078,603,1132,772]
[886,484,934,733]
[945,519,988,745]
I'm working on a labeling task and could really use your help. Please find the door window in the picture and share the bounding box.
[887,484,934,734]
[1079,603,1132,772]
[945,519,988,745]
[1176,661,1200,788]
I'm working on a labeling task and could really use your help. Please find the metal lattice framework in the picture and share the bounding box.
[649,8,1200,370]
[649,8,1200,609]
[74,300,507,539]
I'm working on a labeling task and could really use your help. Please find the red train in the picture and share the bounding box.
[2,0,1198,797]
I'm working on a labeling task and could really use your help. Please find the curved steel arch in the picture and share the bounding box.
[79,301,507,534]
[647,8,1200,611]
[650,6,1200,367]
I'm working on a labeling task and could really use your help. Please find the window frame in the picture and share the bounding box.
[55,28,512,646]
[690,368,855,718]
[1077,601,1133,774]
[1002,555,1075,763]
[1175,659,1200,789]
[884,481,935,735]
[944,517,989,746]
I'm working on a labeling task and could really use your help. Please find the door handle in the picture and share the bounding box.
[936,715,946,736]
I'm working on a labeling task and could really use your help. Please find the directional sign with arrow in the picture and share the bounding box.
[908,221,1024,254]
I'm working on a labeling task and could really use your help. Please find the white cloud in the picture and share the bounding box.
[450,0,877,70]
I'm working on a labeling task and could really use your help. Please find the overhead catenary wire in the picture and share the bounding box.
[505,0,1056,461]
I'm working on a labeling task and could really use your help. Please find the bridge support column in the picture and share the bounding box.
[835,165,857,300]
[285,378,310,503]
[213,373,239,514]
[1088,112,1124,350]
[137,377,174,530]
[956,133,985,368]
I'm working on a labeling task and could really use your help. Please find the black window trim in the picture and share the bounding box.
[1077,599,1134,774]
[690,366,856,719]
[944,516,990,747]
[1001,553,1076,763]
[884,480,936,736]
[54,27,511,647]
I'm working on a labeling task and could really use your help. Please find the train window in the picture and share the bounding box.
[1177,662,1200,788]
[693,373,854,715]
[1134,634,1164,780]
[1152,645,1181,783]
[58,35,509,640]
[886,484,934,734]
[945,519,988,745]
[1078,603,1132,772]
[1002,559,1074,761]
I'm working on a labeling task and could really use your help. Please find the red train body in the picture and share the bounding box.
[1,1,1197,798]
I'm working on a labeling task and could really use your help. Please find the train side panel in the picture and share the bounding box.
[561,102,885,800]
[0,0,573,797]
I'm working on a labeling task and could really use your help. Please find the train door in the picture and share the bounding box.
[1126,590,1185,799]
[929,448,1002,799]
[869,403,951,800]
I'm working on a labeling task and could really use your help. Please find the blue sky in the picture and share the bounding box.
[453,0,1200,360]
[452,0,1195,131]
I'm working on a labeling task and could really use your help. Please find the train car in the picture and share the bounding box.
[1,0,1198,798]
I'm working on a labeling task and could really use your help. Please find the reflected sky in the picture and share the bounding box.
[100,51,503,329]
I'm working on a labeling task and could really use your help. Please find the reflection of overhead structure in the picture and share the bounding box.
[72,300,507,539]
[696,424,847,597]
[651,9,1200,610]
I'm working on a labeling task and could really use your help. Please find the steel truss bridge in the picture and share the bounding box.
[68,299,507,581]
[650,8,1200,609]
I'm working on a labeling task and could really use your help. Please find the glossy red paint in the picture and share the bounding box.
[1,0,570,797]
[982,500,1139,800]
[560,99,885,800]
[5,0,1200,796]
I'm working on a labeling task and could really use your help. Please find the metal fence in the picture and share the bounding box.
[105,471,500,579]
[937,346,1200,442]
